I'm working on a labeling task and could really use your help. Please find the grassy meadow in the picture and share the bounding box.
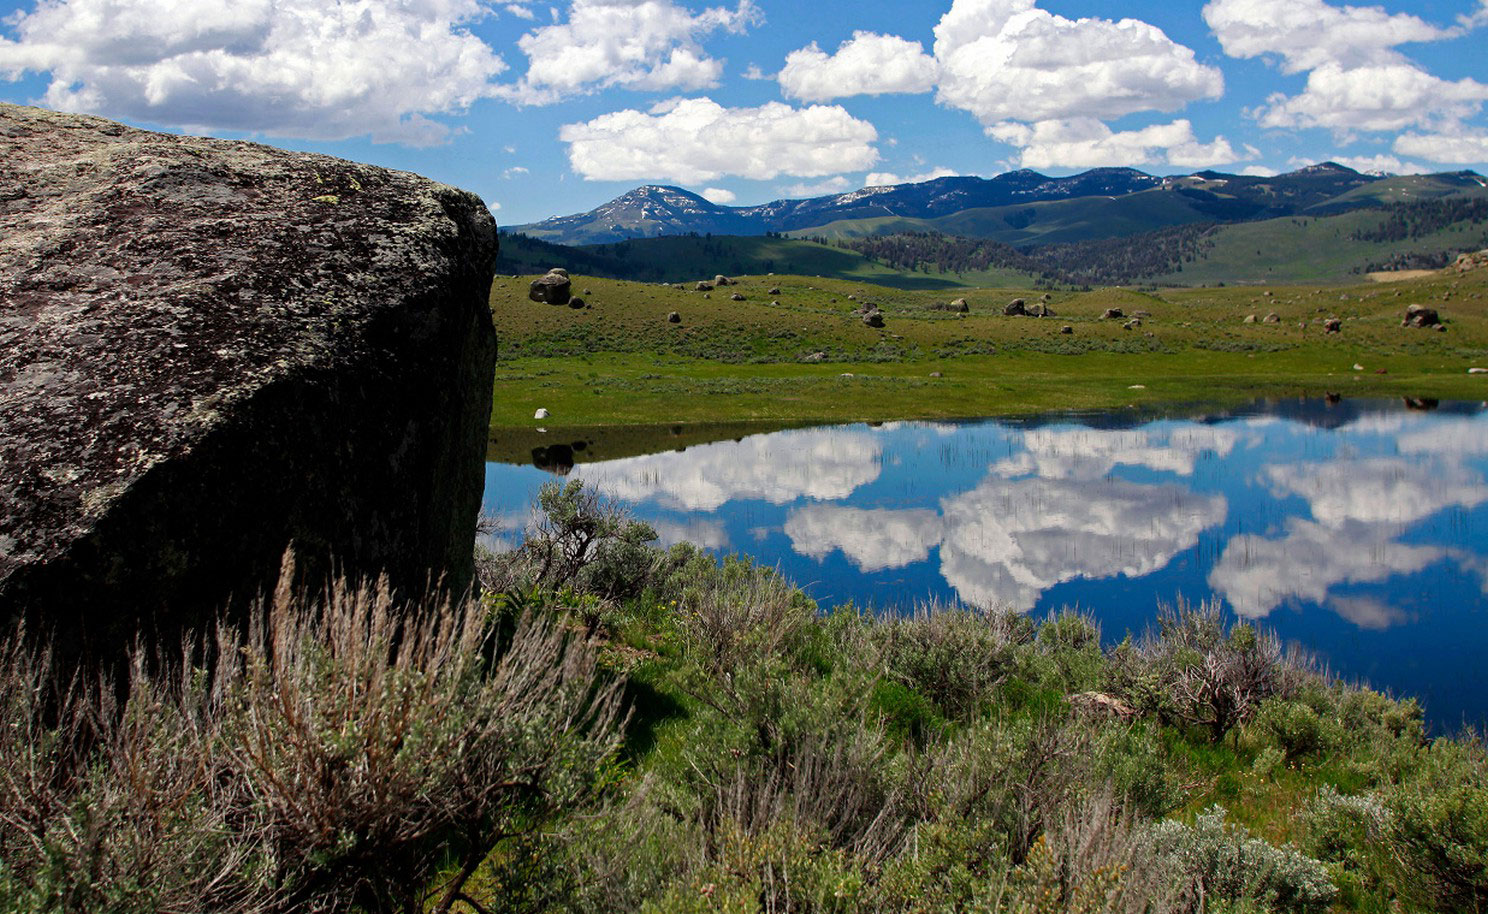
[488,265,1488,428]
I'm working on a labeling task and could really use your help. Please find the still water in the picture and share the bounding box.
[484,399,1488,731]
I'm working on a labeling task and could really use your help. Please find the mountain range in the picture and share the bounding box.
[510,164,1488,247]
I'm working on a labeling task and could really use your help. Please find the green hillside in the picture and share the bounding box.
[784,187,1218,245]
[498,231,1047,290]
[1150,203,1488,285]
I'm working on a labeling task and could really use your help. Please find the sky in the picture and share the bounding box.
[2,0,1487,226]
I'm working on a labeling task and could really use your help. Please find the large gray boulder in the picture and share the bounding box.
[0,104,498,653]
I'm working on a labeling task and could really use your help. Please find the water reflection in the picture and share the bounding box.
[484,399,1488,728]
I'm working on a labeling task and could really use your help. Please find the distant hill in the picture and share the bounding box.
[500,180,1488,288]
[508,163,1487,247]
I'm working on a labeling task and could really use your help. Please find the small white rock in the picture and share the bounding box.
[1353,363,1364,371]
[534,408,550,419]
[1470,368,1488,374]
[1128,384,1146,389]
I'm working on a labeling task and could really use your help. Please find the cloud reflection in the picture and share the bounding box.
[994,426,1239,479]
[574,427,883,511]
[786,476,1227,611]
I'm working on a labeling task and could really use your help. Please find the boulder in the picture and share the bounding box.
[1102,308,1124,319]
[1068,691,1137,721]
[695,281,714,292]
[1124,318,1142,330]
[801,351,826,363]
[952,297,969,313]
[568,296,586,310]
[1060,325,1073,334]
[1243,314,1257,324]
[768,287,781,295]
[1262,312,1281,324]
[1323,318,1341,333]
[667,311,681,323]
[713,275,731,286]
[863,310,885,328]
[1453,249,1488,273]
[730,292,745,301]
[1027,303,1052,317]
[1004,298,1026,316]
[1403,304,1441,328]
[0,103,497,657]
[546,268,569,279]
[534,408,551,420]
[529,270,571,305]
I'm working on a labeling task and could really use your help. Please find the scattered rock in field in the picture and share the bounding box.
[952,297,969,312]
[1324,318,1341,333]
[929,371,943,377]
[1375,368,1388,374]
[771,300,781,307]
[1124,318,1142,330]
[1060,325,1073,334]
[1453,249,1488,272]
[1132,310,1150,319]
[802,351,826,362]
[695,281,714,292]
[534,408,550,419]
[730,292,744,301]
[1103,308,1124,319]
[568,297,585,309]
[667,311,681,323]
[1028,303,1052,317]
[1244,314,1257,323]
[1128,384,1146,389]
[583,288,592,295]
[1263,290,1273,297]
[713,275,732,286]
[1402,304,1441,328]
[1353,363,1364,370]
[1004,298,1026,316]
[1469,367,1487,374]
[529,270,572,304]
[1437,324,1447,332]
[1042,293,1052,301]
[547,268,569,278]
[863,310,885,328]
[848,294,857,301]
[1262,312,1281,324]
[768,287,781,295]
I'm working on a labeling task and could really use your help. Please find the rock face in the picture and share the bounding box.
[0,104,498,653]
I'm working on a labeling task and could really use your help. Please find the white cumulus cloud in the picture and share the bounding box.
[0,0,508,145]
[497,0,760,105]
[1327,153,1427,174]
[560,96,879,182]
[864,167,957,186]
[782,175,855,196]
[700,186,736,203]
[1394,129,1488,164]
[989,118,1246,170]
[1203,0,1458,73]
[778,31,939,102]
[933,0,1224,126]
[1257,62,1488,133]
[1204,0,1488,139]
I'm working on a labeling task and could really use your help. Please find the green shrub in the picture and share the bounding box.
[1385,777,1488,911]
[1146,806,1337,913]
[1255,698,1343,762]
[0,556,624,914]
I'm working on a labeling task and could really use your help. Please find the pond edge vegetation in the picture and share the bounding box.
[3,482,1486,913]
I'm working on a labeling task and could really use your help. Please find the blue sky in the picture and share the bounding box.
[3,0,1487,225]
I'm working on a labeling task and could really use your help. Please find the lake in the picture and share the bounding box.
[484,398,1488,732]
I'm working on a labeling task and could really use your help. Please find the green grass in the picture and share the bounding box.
[489,267,1488,427]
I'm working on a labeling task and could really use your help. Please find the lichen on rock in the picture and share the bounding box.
[0,103,498,655]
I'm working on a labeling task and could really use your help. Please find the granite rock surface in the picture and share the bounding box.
[0,103,498,650]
